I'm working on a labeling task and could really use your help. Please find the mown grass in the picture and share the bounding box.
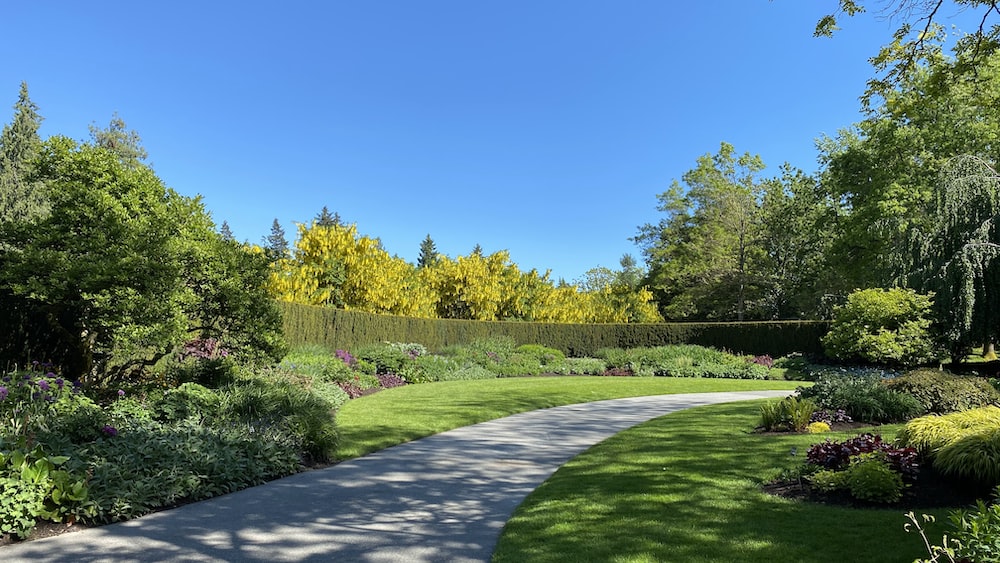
[334,376,803,459]
[492,400,950,563]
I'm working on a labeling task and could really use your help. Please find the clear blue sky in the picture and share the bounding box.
[1,1,981,283]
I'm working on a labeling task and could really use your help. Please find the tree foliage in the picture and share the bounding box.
[418,234,439,268]
[0,82,47,224]
[908,155,1000,355]
[0,137,284,383]
[271,223,661,323]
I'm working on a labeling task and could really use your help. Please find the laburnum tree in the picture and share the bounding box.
[272,223,661,323]
[270,222,436,317]
[0,137,284,383]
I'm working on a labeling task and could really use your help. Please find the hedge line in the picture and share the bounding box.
[278,301,829,358]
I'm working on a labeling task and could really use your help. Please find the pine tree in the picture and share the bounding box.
[418,234,438,268]
[88,112,148,167]
[471,243,484,257]
[314,205,341,227]
[0,82,47,224]
[220,220,235,241]
[264,218,288,260]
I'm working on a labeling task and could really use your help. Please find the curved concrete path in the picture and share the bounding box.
[3,390,789,562]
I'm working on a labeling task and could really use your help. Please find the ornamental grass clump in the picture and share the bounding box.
[898,406,1000,485]
[758,396,817,432]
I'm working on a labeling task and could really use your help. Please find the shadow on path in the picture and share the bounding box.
[2,390,789,563]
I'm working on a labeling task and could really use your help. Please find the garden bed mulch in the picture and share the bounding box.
[759,423,993,510]
[762,467,990,510]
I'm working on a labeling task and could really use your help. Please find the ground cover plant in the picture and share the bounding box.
[492,400,951,563]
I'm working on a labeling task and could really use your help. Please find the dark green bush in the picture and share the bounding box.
[884,369,1000,414]
[157,383,222,423]
[219,377,338,463]
[798,372,923,423]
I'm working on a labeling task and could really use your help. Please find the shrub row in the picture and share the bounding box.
[278,301,828,358]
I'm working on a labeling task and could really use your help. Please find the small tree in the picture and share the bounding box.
[417,234,438,268]
[219,220,235,241]
[265,218,288,261]
[314,205,340,227]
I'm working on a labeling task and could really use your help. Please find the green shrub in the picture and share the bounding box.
[884,368,1000,414]
[437,364,496,381]
[822,288,941,367]
[398,354,462,384]
[81,419,301,524]
[843,453,905,503]
[758,396,817,432]
[949,495,1000,562]
[595,345,769,379]
[548,357,607,375]
[515,344,566,366]
[0,444,93,538]
[354,342,425,374]
[280,345,354,383]
[490,353,545,377]
[809,469,845,493]
[219,377,338,463]
[797,372,923,423]
[157,383,221,423]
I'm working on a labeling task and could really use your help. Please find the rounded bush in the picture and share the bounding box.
[843,455,904,503]
[822,288,941,367]
[883,368,1000,414]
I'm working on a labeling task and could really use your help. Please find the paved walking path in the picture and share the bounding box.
[3,390,789,562]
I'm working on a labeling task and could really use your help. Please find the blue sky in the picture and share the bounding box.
[1,2,981,283]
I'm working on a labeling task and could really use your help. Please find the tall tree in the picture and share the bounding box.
[265,218,288,261]
[0,82,47,224]
[417,234,439,268]
[635,142,766,320]
[314,205,341,227]
[818,31,1000,289]
[908,155,1000,358]
[88,112,148,167]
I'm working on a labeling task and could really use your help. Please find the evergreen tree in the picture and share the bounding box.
[265,218,288,260]
[220,220,235,241]
[0,82,47,224]
[418,234,438,268]
[88,112,148,167]
[471,243,484,257]
[314,205,341,227]
[909,155,1000,359]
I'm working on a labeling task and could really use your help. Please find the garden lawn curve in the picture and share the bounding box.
[2,390,789,563]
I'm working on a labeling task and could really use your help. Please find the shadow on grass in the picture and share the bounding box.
[493,401,956,563]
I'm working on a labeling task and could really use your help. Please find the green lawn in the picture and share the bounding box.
[492,400,949,563]
[334,376,803,459]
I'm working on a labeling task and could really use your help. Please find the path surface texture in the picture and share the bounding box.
[4,390,789,563]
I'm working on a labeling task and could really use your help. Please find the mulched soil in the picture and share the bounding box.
[762,466,991,510]
[760,423,994,510]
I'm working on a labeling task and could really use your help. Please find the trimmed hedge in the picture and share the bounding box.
[278,301,828,358]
